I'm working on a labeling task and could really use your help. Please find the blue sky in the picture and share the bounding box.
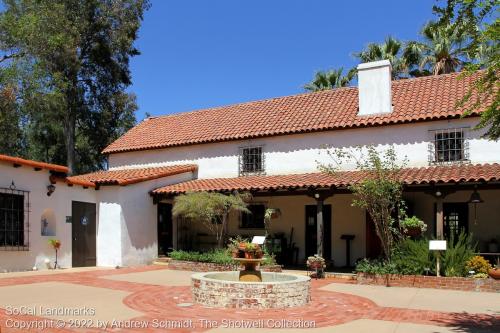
[129,0,437,121]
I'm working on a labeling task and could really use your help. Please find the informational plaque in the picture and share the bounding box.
[251,236,266,245]
[429,240,447,250]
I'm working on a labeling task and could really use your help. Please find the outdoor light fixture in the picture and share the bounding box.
[47,184,56,196]
[435,190,442,197]
[468,187,483,225]
[314,193,320,199]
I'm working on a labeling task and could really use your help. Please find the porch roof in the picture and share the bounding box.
[67,164,198,187]
[151,163,500,196]
[0,153,69,173]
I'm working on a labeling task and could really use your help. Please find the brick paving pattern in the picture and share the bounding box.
[0,266,498,332]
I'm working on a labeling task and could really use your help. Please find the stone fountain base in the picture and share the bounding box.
[191,271,311,309]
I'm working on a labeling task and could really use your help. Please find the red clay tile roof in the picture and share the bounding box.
[152,163,500,195]
[104,71,485,154]
[0,154,69,173]
[67,165,197,186]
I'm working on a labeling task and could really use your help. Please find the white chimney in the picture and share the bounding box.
[357,60,392,116]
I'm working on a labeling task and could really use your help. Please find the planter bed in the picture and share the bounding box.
[356,272,500,293]
[167,259,282,272]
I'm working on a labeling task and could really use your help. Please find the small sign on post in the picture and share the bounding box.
[251,236,266,245]
[429,240,447,276]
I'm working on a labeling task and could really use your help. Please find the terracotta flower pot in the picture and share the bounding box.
[244,252,255,259]
[488,268,500,280]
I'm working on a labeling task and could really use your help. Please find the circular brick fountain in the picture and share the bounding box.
[191,271,311,309]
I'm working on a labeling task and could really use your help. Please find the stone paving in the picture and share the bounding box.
[0,266,498,332]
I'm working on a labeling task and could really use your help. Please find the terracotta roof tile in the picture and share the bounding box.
[104,71,485,154]
[152,163,500,195]
[67,165,197,186]
[0,154,69,173]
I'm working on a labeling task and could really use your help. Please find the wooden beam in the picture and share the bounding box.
[316,199,324,258]
[436,198,444,239]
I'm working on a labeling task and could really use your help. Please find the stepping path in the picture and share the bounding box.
[0,266,498,332]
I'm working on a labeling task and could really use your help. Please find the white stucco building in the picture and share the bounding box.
[1,61,499,271]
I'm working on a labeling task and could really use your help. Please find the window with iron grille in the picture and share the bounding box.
[239,146,264,175]
[0,187,29,251]
[428,128,469,164]
[240,204,266,229]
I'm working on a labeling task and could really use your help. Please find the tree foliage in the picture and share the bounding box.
[0,0,148,173]
[172,191,250,248]
[304,67,355,92]
[320,146,407,260]
[433,0,499,140]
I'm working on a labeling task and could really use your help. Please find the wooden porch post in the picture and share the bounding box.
[436,198,444,239]
[316,199,324,257]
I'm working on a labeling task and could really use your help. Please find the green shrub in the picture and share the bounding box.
[465,255,491,275]
[355,258,397,275]
[442,232,476,277]
[169,248,277,266]
[392,238,434,275]
[169,249,234,265]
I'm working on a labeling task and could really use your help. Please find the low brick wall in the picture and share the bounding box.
[192,272,310,309]
[356,272,500,292]
[167,259,282,272]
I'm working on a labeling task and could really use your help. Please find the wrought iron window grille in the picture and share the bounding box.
[239,146,265,176]
[0,185,30,251]
[428,128,470,165]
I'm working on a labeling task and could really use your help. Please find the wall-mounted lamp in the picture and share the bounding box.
[47,184,56,196]
[435,190,442,197]
[314,193,320,199]
[9,181,16,191]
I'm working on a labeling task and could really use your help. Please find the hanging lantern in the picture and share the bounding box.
[468,188,483,224]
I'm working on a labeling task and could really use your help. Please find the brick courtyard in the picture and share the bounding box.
[0,266,498,332]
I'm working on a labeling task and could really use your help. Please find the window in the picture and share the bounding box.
[0,188,29,251]
[429,128,469,164]
[239,146,264,175]
[240,204,266,229]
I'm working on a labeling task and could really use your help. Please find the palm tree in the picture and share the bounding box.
[405,22,467,75]
[304,67,355,92]
[354,36,411,79]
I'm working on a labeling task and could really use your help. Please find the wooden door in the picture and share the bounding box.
[72,201,96,267]
[158,203,173,256]
[366,212,382,259]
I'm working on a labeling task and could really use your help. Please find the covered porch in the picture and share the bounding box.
[151,163,500,267]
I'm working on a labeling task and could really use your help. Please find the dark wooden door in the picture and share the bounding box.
[72,201,96,267]
[305,205,332,260]
[158,203,173,256]
[443,203,468,241]
[366,213,382,259]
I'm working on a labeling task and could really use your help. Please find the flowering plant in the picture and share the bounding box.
[306,255,326,269]
[48,239,61,269]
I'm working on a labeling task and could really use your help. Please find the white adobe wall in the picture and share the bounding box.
[96,171,194,267]
[0,164,97,272]
[108,118,500,178]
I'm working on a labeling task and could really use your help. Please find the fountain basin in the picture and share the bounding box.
[191,271,311,309]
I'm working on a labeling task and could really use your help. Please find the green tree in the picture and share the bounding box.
[0,85,24,156]
[320,146,407,261]
[0,0,149,173]
[172,192,250,248]
[354,36,413,79]
[304,67,355,92]
[432,0,499,140]
[404,21,468,75]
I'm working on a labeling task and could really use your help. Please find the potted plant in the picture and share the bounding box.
[400,216,427,238]
[48,239,61,269]
[227,236,248,258]
[265,208,281,220]
[489,265,500,280]
[244,243,263,259]
[307,255,326,278]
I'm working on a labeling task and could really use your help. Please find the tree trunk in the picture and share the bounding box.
[217,214,228,249]
[64,111,76,175]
